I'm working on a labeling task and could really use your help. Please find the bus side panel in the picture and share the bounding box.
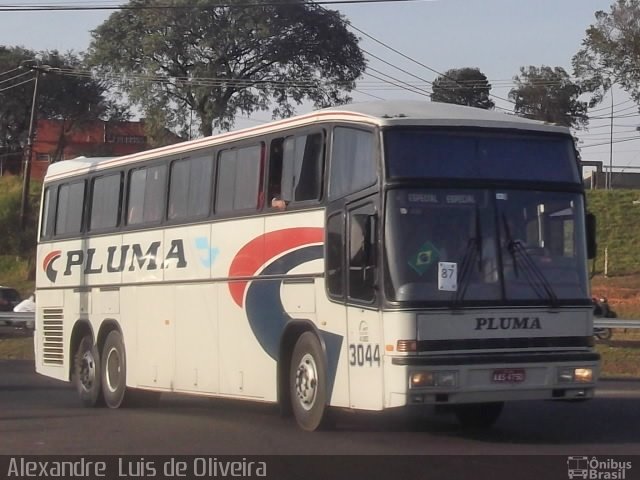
[346,307,384,410]
[120,231,173,390]
[214,217,271,399]
[173,283,219,393]
[35,238,84,381]
[123,284,175,390]
[164,224,220,394]
[313,280,350,408]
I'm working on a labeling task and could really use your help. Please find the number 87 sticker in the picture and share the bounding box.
[438,262,457,291]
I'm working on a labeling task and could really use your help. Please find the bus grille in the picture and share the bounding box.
[42,308,64,366]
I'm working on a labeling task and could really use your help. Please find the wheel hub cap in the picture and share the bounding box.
[105,347,121,393]
[79,351,95,391]
[295,353,318,411]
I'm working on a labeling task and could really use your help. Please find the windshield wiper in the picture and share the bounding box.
[501,214,558,307]
[452,209,483,308]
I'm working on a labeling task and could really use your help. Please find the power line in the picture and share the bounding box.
[0,77,34,93]
[365,68,431,98]
[0,66,23,78]
[343,19,515,109]
[362,49,434,94]
[352,88,385,101]
[579,129,640,138]
[589,97,635,114]
[584,122,640,131]
[0,70,33,86]
[581,136,640,149]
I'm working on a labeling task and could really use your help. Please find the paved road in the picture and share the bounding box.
[1,359,639,456]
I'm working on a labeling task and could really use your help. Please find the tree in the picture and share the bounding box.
[573,0,640,106]
[37,51,131,162]
[88,0,366,137]
[430,68,495,109]
[509,66,588,129]
[0,46,129,164]
[0,46,36,159]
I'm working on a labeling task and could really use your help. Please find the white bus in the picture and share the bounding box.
[35,101,599,431]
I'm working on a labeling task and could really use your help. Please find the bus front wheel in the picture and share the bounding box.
[289,332,328,431]
[101,330,127,409]
[73,335,103,407]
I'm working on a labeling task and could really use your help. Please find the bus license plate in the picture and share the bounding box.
[492,369,525,383]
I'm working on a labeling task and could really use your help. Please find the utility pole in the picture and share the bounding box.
[19,65,42,230]
[608,88,614,190]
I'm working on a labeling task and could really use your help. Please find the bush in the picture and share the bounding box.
[0,175,40,282]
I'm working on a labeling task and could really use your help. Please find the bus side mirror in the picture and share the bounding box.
[586,213,597,260]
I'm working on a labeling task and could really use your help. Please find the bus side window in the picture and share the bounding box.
[90,173,122,231]
[267,138,284,209]
[348,204,377,303]
[168,155,213,220]
[216,144,263,213]
[40,187,56,240]
[329,127,376,200]
[55,181,85,236]
[326,212,344,298]
[127,165,167,226]
[268,132,324,210]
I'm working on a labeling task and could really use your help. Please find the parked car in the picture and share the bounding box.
[0,286,21,325]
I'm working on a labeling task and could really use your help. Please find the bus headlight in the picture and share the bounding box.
[410,371,457,388]
[557,367,593,384]
[574,368,593,383]
[410,371,434,387]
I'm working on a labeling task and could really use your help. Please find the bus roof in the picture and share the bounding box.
[44,100,570,182]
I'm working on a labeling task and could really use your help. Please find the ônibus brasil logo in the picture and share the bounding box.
[41,240,188,283]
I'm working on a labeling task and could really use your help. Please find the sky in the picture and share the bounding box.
[0,0,636,173]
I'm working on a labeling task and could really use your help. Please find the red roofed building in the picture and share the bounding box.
[29,119,181,180]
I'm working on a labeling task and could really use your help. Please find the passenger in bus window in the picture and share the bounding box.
[268,139,286,211]
[271,196,288,211]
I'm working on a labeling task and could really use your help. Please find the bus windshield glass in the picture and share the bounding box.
[385,129,580,183]
[385,189,589,305]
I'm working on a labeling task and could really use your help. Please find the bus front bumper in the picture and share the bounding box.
[386,351,600,408]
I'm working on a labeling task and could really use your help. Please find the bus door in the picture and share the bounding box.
[345,199,384,410]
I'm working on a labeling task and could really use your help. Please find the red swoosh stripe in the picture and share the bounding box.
[43,250,61,271]
[228,228,323,307]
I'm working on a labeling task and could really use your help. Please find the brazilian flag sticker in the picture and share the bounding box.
[408,241,441,275]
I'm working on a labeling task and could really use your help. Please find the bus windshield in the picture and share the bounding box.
[385,129,580,183]
[384,188,589,305]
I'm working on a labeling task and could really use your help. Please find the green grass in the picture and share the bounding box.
[0,337,34,360]
[587,189,640,277]
[596,344,640,378]
[0,256,34,297]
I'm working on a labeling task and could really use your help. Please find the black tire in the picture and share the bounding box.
[101,330,127,409]
[73,335,103,407]
[454,402,504,429]
[289,332,328,431]
[595,328,613,341]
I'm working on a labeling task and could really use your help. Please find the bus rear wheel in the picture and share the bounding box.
[73,335,103,407]
[454,402,504,429]
[101,330,127,409]
[289,332,328,431]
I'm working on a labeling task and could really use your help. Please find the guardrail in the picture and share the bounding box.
[594,318,640,329]
[0,311,34,327]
